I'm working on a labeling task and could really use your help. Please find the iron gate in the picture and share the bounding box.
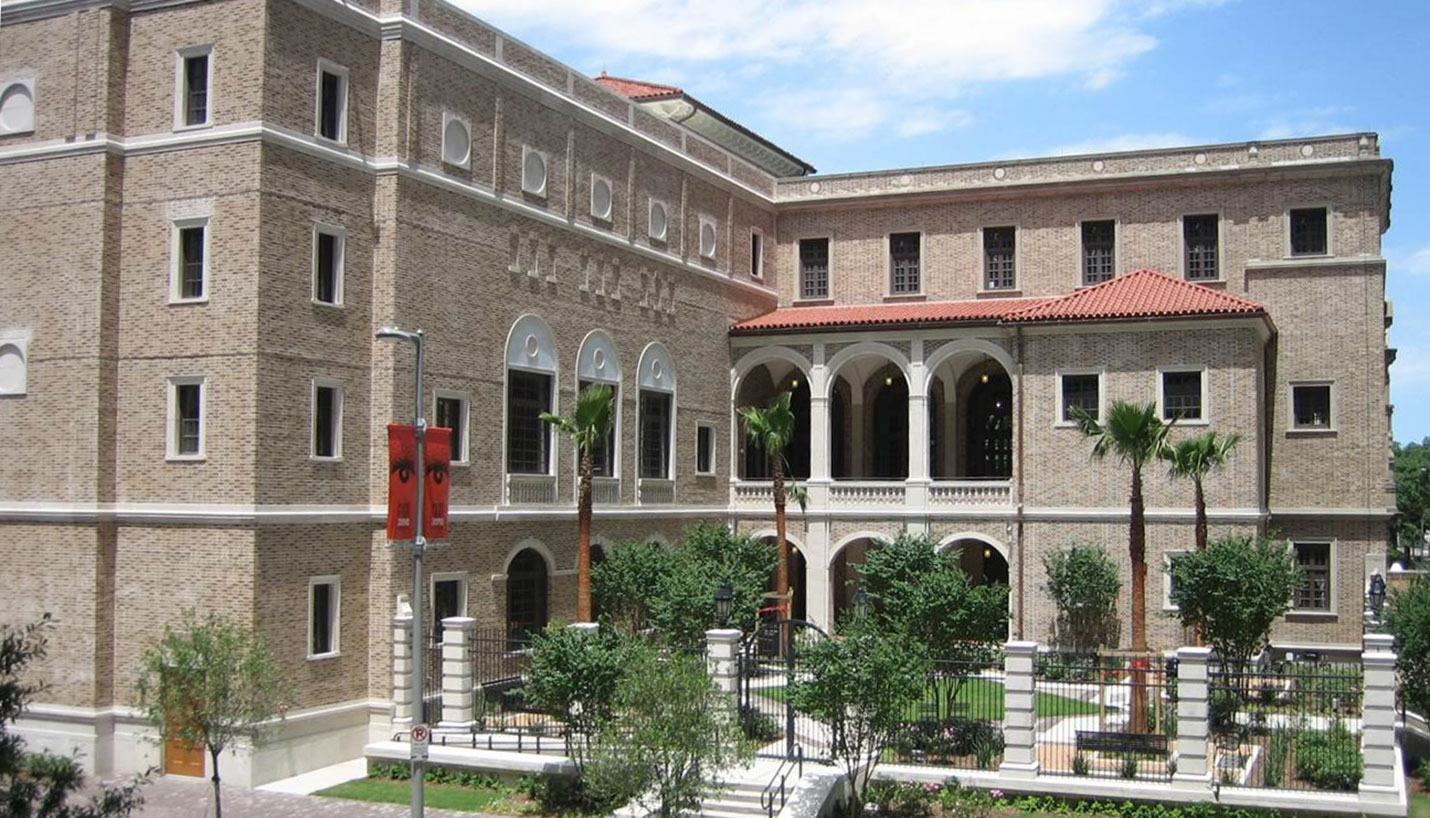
[738,619,830,761]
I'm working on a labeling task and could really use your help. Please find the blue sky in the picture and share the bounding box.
[455,0,1430,444]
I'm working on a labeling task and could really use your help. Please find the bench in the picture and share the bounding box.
[1074,730,1170,757]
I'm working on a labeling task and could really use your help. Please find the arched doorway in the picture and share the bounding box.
[870,365,908,479]
[926,345,1015,481]
[827,348,910,480]
[965,371,1012,478]
[830,536,882,623]
[946,538,1010,586]
[506,548,548,641]
[735,362,810,480]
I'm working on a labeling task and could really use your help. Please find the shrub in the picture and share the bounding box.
[1120,757,1139,779]
[523,623,634,773]
[1293,725,1363,791]
[1168,536,1301,674]
[738,705,781,743]
[1072,754,1090,776]
[866,780,935,818]
[1386,577,1430,718]
[1263,729,1289,787]
[1043,544,1121,652]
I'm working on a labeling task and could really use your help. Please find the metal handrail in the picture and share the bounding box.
[759,746,803,818]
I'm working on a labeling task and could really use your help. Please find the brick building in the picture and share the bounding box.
[0,0,1396,786]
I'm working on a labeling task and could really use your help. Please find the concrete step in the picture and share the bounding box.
[698,805,771,818]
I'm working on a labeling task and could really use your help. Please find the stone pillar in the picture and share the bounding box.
[807,349,831,508]
[392,614,414,727]
[999,640,1040,779]
[1359,633,1399,806]
[1172,646,1213,792]
[907,344,929,495]
[805,519,831,632]
[706,628,742,695]
[438,617,476,730]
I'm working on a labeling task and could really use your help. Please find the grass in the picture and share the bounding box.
[1411,791,1429,818]
[316,777,521,813]
[756,677,1099,719]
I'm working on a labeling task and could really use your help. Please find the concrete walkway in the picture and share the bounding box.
[125,770,503,818]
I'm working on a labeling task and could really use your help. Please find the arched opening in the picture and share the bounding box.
[830,537,882,623]
[829,350,909,480]
[734,362,810,479]
[945,538,1011,587]
[505,315,558,483]
[637,343,677,484]
[506,548,548,641]
[760,537,807,622]
[926,349,1014,480]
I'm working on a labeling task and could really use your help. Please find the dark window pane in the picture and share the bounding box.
[750,232,762,277]
[1290,208,1328,256]
[432,579,462,641]
[984,226,1016,289]
[176,383,201,454]
[436,396,464,460]
[639,390,671,479]
[1183,214,1219,280]
[315,232,338,303]
[697,426,713,473]
[1294,543,1331,611]
[1081,220,1115,285]
[180,226,205,299]
[319,71,342,140]
[578,381,617,477]
[506,549,547,642]
[1061,374,1099,421]
[314,386,337,457]
[311,582,332,654]
[1293,385,1332,429]
[507,371,551,474]
[890,231,921,294]
[799,238,829,299]
[1162,371,1202,420]
[184,55,208,126]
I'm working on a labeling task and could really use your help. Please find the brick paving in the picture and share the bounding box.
[123,774,502,818]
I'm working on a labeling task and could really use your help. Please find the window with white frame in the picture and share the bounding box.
[0,79,36,135]
[171,218,209,303]
[750,229,764,278]
[1081,220,1115,285]
[698,215,718,260]
[1058,372,1101,423]
[639,390,672,479]
[508,370,552,473]
[311,379,342,459]
[441,111,471,167]
[648,199,669,241]
[1293,542,1332,612]
[1183,214,1220,281]
[167,376,206,460]
[696,424,715,476]
[983,226,1016,290]
[312,224,344,306]
[434,390,470,464]
[1160,368,1205,421]
[308,575,340,658]
[1289,207,1329,256]
[521,146,548,197]
[1291,382,1333,431]
[889,232,921,295]
[175,46,212,129]
[1163,550,1189,609]
[590,174,613,221]
[578,380,617,477]
[798,237,830,299]
[0,330,32,396]
[315,60,348,143]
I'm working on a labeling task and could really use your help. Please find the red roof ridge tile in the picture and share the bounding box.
[593,72,683,100]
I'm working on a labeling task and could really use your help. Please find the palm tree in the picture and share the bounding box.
[1164,431,1241,552]
[738,391,799,613]
[541,383,616,623]
[1072,401,1173,733]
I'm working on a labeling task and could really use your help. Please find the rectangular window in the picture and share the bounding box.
[432,575,465,641]
[889,232,921,295]
[639,390,672,479]
[507,370,552,474]
[171,219,209,302]
[180,50,210,127]
[1293,542,1332,612]
[750,230,764,279]
[798,238,830,300]
[316,61,348,143]
[1161,369,1204,421]
[696,424,715,475]
[308,576,340,657]
[1292,383,1333,430]
[1289,207,1328,256]
[1081,220,1115,285]
[435,392,469,464]
[1059,373,1100,423]
[312,381,342,459]
[983,226,1016,290]
[578,380,617,477]
[167,376,205,459]
[1183,214,1219,281]
[312,226,344,306]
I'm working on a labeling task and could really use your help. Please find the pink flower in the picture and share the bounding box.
[923,783,940,793]
[989,789,1004,799]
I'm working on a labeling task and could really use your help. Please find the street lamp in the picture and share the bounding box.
[376,326,427,818]
[1368,573,1387,618]
[852,585,868,618]
[714,583,733,629]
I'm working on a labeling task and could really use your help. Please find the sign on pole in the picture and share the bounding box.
[410,723,430,759]
[386,424,452,544]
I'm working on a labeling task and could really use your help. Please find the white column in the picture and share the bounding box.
[1172,646,1213,792]
[438,617,476,731]
[805,519,831,632]
[907,342,930,510]
[808,347,831,508]
[392,614,414,727]
[1359,633,1400,806]
[705,628,743,695]
[999,640,1040,779]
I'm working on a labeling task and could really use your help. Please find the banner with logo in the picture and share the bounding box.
[423,426,451,541]
[386,424,417,541]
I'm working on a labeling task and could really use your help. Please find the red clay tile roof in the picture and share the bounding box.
[730,269,1266,334]
[1003,269,1265,323]
[593,71,682,100]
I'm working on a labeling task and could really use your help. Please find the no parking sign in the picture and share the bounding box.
[410,723,430,759]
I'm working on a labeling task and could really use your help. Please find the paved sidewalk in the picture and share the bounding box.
[125,774,502,818]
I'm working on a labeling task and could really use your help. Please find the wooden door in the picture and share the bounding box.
[164,735,204,777]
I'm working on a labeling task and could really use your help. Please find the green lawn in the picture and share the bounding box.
[316,777,520,813]
[756,677,1099,719]
[1411,791,1429,818]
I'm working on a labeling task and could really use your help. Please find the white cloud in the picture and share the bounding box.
[1045,131,1197,156]
[1257,105,1359,140]
[1389,245,1430,278]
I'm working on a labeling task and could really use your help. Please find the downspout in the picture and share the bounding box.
[1015,327,1026,640]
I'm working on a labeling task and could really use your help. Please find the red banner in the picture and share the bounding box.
[423,426,451,541]
[386,424,417,541]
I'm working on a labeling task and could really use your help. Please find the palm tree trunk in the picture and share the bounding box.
[772,454,788,611]
[577,450,593,622]
[1129,465,1150,733]
[1193,478,1207,551]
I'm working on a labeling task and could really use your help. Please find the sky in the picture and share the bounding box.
[453,0,1430,444]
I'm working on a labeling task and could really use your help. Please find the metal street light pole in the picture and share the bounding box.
[377,326,426,818]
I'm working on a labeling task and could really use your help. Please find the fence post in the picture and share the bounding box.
[706,628,743,695]
[392,614,414,728]
[1172,646,1213,792]
[1359,633,1400,808]
[438,616,476,731]
[999,640,1039,779]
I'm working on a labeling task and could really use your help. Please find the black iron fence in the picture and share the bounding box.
[738,620,832,762]
[889,656,1006,770]
[1035,651,1176,781]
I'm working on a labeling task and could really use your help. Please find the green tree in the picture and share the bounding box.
[1385,576,1430,716]
[134,611,291,818]
[586,646,750,817]
[1043,544,1122,652]
[1163,430,1241,552]
[1168,535,1301,677]
[2,616,147,818]
[590,538,671,633]
[524,624,634,774]
[542,383,617,622]
[737,391,799,607]
[786,616,926,818]
[1392,439,1430,561]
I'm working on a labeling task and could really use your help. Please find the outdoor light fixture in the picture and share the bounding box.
[714,583,733,628]
[981,372,990,384]
[790,378,800,388]
[983,546,992,559]
[1368,573,1386,616]
[884,375,893,387]
[852,584,869,617]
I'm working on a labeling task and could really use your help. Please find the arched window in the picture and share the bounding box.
[505,315,557,475]
[506,548,548,641]
[636,343,677,480]
[576,331,621,478]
